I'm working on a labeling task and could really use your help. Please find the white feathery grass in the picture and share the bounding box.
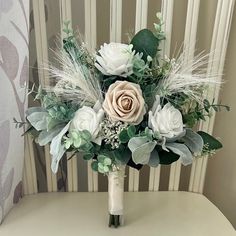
[156,49,222,104]
[44,40,103,106]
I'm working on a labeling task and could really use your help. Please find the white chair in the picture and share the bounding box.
[0,0,235,235]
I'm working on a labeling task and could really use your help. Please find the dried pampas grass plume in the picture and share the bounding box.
[156,49,222,104]
[44,39,103,106]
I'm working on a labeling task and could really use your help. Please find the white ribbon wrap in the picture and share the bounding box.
[108,166,125,216]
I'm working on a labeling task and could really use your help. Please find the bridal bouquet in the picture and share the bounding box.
[23,15,229,227]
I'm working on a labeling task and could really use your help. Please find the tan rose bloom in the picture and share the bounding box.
[103,81,146,124]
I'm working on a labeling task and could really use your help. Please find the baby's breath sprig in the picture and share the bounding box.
[100,118,128,149]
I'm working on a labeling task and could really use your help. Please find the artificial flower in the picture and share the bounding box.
[103,80,145,124]
[95,43,134,77]
[148,96,184,138]
[70,103,104,145]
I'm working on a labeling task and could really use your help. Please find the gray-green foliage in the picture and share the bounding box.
[37,125,65,146]
[153,13,165,42]
[148,149,160,167]
[91,154,113,174]
[165,143,193,166]
[50,122,71,173]
[64,129,93,152]
[27,86,79,133]
[197,131,223,151]
[128,136,157,165]
[27,111,48,131]
[181,129,203,154]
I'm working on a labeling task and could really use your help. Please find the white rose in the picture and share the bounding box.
[148,96,184,138]
[71,103,104,145]
[95,43,134,77]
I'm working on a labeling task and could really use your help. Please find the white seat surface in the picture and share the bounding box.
[0,191,235,236]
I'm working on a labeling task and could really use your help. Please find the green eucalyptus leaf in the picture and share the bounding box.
[80,141,93,151]
[197,131,223,150]
[98,163,104,169]
[80,130,92,141]
[73,137,82,148]
[103,165,110,173]
[104,157,112,166]
[91,161,98,172]
[119,129,129,143]
[97,154,107,163]
[65,139,73,149]
[144,128,153,140]
[127,125,136,138]
[131,29,159,61]
[83,153,94,160]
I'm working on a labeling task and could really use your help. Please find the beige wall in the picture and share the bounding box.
[204,2,236,228]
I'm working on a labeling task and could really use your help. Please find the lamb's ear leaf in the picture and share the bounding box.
[132,141,157,165]
[165,143,193,166]
[50,122,71,173]
[38,125,65,146]
[27,111,48,131]
[130,29,159,61]
[197,131,223,150]
[128,136,156,165]
[148,149,160,167]
[181,129,204,154]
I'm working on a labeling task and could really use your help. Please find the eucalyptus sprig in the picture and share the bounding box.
[64,129,93,152]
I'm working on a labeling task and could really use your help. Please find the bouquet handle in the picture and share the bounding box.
[108,166,125,228]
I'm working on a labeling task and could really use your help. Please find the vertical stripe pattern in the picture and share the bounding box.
[189,0,235,193]
[32,0,57,192]
[84,0,98,192]
[168,0,200,191]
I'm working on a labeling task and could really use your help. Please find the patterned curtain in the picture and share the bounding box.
[0,0,29,223]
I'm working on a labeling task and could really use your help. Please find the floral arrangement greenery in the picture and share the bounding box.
[21,15,229,227]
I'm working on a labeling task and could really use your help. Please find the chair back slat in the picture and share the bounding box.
[30,0,57,194]
[84,0,98,192]
[110,0,122,42]
[23,134,38,194]
[189,0,235,193]
[168,0,200,191]
[59,0,79,193]
[149,0,174,192]
[128,0,148,192]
